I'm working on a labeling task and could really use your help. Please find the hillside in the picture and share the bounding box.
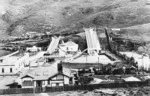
[0,0,150,41]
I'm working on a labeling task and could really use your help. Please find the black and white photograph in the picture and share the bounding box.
[1,0,150,96]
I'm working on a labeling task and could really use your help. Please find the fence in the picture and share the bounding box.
[0,81,149,95]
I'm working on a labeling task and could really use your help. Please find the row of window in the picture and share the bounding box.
[23,81,34,86]
[1,68,13,73]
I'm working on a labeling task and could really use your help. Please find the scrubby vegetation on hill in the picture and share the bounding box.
[0,0,150,42]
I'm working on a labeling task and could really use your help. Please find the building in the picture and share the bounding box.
[122,76,141,82]
[25,31,45,38]
[59,41,79,56]
[20,63,73,88]
[0,53,29,75]
[26,46,41,52]
[120,52,150,71]
[64,54,116,65]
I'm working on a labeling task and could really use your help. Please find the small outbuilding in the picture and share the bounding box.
[26,46,41,52]
[123,76,141,82]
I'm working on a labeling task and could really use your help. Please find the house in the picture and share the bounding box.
[26,46,41,52]
[25,31,45,38]
[0,53,29,75]
[59,41,78,56]
[20,62,73,88]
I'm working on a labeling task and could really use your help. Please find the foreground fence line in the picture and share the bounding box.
[0,81,150,95]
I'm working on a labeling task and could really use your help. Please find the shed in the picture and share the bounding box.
[6,82,21,88]
[123,76,141,82]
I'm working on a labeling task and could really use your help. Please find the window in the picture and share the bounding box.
[0,59,3,63]
[23,81,34,86]
[48,80,50,85]
[2,68,4,73]
[56,83,59,86]
[69,77,73,82]
[66,47,69,50]
[10,68,12,73]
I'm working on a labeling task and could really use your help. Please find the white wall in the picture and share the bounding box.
[46,74,70,87]
[66,45,78,52]
[0,53,29,75]
[59,45,78,52]
[0,66,14,74]
[14,53,29,73]
[42,81,48,87]
[64,76,69,85]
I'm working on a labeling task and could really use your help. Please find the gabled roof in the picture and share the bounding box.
[21,74,34,79]
[21,62,72,81]
[31,64,58,81]
[59,41,78,46]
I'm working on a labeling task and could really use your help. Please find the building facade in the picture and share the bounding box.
[0,53,29,75]
[20,64,73,88]
[59,41,79,56]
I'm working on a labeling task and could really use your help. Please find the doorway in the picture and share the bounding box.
[36,81,42,87]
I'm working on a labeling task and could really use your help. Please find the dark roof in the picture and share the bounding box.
[6,82,20,86]
[62,62,103,69]
[91,75,107,80]
[21,63,72,81]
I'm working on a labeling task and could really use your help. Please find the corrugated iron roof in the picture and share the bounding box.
[21,62,72,81]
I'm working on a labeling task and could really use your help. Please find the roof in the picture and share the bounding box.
[6,82,20,86]
[136,75,150,81]
[59,41,78,46]
[91,75,107,80]
[90,78,104,84]
[67,55,114,64]
[0,76,18,89]
[0,56,19,66]
[123,76,141,82]
[21,62,72,81]
[29,64,58,80]
[63,62,103,69]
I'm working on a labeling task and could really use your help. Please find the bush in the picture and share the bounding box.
[81,7,94,15]
[92,12,114,26]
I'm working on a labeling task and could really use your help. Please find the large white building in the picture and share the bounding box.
[26,46,41,52]
[0,53,29,75]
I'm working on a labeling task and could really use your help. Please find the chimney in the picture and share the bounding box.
[58,62,63,73]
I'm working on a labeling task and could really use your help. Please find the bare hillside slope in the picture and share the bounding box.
[0,0,150,41]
